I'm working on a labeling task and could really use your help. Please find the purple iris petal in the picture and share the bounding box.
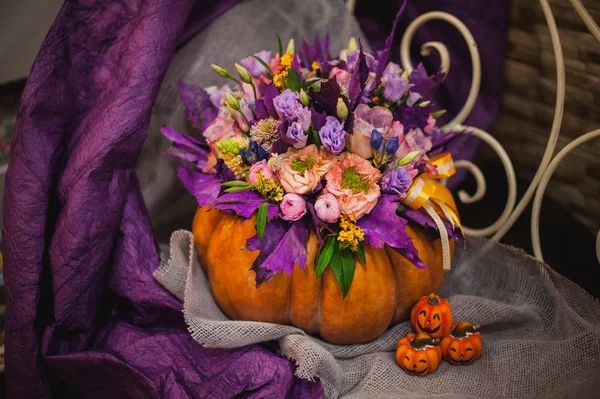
[318,116,347,155]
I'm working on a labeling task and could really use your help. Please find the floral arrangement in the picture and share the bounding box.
[162,11,466,297]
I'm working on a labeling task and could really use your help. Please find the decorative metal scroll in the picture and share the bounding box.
[348,0,600,263]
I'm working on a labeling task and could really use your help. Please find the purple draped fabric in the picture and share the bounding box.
[3,0,509,397]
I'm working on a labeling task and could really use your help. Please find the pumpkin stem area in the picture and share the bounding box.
[427,293,440,306]
[452,321,479,338]
[411,333,440,348]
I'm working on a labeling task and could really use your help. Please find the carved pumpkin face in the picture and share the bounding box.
[410,293,452,338]
[441,322,482,365]
[396,333,442,376]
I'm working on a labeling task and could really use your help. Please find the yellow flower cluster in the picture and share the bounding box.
[217,136,249,179]
[255,173,285,202]
[221,154,248,179]
[338,215,364,252]
[311,61,320,73]
[273,52,294,91]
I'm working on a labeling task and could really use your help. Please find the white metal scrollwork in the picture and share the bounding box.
[382,0,600,262]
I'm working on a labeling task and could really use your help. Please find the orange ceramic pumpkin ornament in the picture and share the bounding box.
[440,321,482,365]
[396,332,442,376]
[410,293,452,338]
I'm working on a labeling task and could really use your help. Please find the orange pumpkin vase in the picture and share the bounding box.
[411,293,453,338]
[192,183,458,345]
[440,322,482,365]
[396,332,442,376]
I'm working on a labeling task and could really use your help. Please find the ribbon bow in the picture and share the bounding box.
[402,153,462,271]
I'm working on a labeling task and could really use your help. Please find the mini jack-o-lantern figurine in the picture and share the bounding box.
[411,293,452,338]
[396,332,442,376]
[440,321,482,365]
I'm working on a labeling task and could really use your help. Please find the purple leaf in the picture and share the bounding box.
[394,102,434,130]
[375,0,407,78]
[408,64,446,102]
[177,166,221,207]
[177,80,218,130]
[255,100,269,120]
[311,78,341,116]
[262,84,280,119]
[401,207,463,242]
[348,43,369,109]
[247,218,311,285]
[357,194,425,268]
[213,191,279,220]
[161,126,209,166]
[429,130,473,160]
[311,107,327,131]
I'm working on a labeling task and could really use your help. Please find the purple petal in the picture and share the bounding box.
[401,207,463,241]
[213,191,278,219]
[177,166,221,207]
[311,78,341,116]
[177,81,218,130]
[357,194,425,268]
[348,43,369,109]
[408,64,445,102]
[161,126,209,165]
[375,0,407,78]
[262,84,280,119]
[247,218,311,285]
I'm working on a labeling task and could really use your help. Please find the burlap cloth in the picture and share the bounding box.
[154,231,600,398]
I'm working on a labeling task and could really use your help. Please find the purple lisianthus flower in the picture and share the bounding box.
[346,49,377,72]
[206,85,232,109]
[273,89,311,130]
[285,122,308,149]
[383,74,410,103]
[319,116,347,155]
[381,164,419,197]
[240,50,272,78]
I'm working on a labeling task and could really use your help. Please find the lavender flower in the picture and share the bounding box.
[381,164,418,197]
[318,116,347,155]
[273,89,311,130]
[285,122,308,149]
[346,49,377,72]
[383,74,410,103]
[370,129,383,150]
[240,51,272,78]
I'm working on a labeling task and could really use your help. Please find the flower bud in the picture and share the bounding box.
[211,64,230,78]
[234,62,252,83]
[418,100,431,107]
[286,38,295,54]
[386,136,399,155]
[300,89,310,106]
[370,129,383,150]
[431,109,447,119]
[336,98,349,120]
[215,139,241,156]
[348,37,359,53]
[225,93,240,110]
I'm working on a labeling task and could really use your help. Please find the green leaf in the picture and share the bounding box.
[276,33,283,56]
[310,84,321,92]
[287,68,302,92]
[330,242,356,298]
[396,203,405,214]
[221,181,253,187]
[256,203,268,239]
[316,236,336,278]
[302,79,321,88]
[309,127,321,151]
[357,242,366,264]
[252,55,274,77]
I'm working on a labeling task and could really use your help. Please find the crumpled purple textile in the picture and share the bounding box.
[3,1,509,398]
[2,0,322,397]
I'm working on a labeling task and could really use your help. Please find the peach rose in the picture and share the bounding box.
[276,144,336,195]
[324,153,382,219]
[203,115,240,144]
[346,104,393,158]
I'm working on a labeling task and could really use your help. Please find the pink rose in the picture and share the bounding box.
[314,193,341,223]
[247,161,273,184]
[382,121,404,141]
[424,115,436,135]
[328,67,352,87]
[347,104,393,158]
[277,145,336,195]
[324,153,382,220]
[280,193,307,221]
[395,128,432,162]
[203,116,240,144]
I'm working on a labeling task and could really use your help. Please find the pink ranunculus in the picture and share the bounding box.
[247,160,273,184]
[314,193,341,223]
[324,153,382,220]
[280,193,307,221]
[382,121,404,141]
[270,53,282,75]
[276,144,336,195]
[203,115,240,144]
[328,67,352,88]
[424,115,436,135]
[394,128,432,162]
[347,104,393,158]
